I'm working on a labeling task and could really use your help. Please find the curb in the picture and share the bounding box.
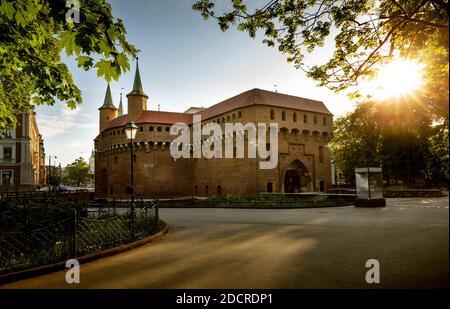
[0,224,169,286]
[158,203,354,209]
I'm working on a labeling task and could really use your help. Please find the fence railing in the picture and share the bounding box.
[0,200,159,275]
[0,191,95,203]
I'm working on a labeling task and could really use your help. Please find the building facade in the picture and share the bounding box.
[0,109,45,191]
[95,64,333,198]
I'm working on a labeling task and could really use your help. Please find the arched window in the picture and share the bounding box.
[227,115,231,121]
[319,146,324,163]
[314,115,318,125]
[282,111,286,121]
[270,110,275,120]
[238,111,242,118]
[323,117,327,126]
[217,118,220,124]
[293,113,297,122]
[304,114,308,123]
[157,126,162,132]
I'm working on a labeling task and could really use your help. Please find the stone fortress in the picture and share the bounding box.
[94,62,333,198]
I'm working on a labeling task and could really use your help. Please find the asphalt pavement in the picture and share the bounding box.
[2,197,448,288]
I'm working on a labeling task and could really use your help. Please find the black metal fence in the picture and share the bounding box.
[0,200,159,275]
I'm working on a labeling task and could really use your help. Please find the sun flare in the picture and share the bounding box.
[361,59,425,100]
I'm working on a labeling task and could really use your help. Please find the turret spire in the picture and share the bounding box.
[99,83,117,110]
[118,88,124,116]
[127,52,148,98]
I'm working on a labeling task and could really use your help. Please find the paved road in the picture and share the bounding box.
[2,198,448,288]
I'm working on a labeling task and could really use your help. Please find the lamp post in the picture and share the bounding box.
[47,155,57,192]
[124,121,138,239]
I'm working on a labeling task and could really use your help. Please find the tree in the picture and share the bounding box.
[192,0,449,121]
[0,0,136,128]
[48,167,62,186]
[66,157,90,187]
[330,95,448,187]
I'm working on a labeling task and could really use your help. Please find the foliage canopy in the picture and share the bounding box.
[330,95,449,186]
[193,0,449,120]
[0,0,136,128]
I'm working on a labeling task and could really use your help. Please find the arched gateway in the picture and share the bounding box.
[282,160,311,193]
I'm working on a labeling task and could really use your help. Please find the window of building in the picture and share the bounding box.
[113,131,116,135]
[323,117,327,126]
[165,127,170,132]
[205,185,209,195]
[122,129,125,134]
[319,146,324,163]
[238,111,242,118]
[3,147,12,160]
[217,185,222,195]
[266,182,273,193]
[1,130,12,138]
[157,126,162,132]
[232,114,236,120]
[217,118,220,124]
[282,111,286,121]
[314,115,318,125]
[270,110,275,120]
[1,170,13,185]
[304,114,308,123]
[149,126,154,132]
[227,115,230,122]
[222,117,225,123]
[293,113,297,122]
[140,126,143,132]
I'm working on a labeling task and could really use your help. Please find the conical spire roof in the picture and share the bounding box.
[127,58,148,97]
[99,84,117,110]
[118,91,124,116]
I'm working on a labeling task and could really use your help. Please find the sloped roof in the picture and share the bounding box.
[106,111,193,130]
[136,110,193,124]
[198,88,331,119]
[104,88,331,131]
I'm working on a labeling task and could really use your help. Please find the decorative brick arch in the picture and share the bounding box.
[280,157,314,193]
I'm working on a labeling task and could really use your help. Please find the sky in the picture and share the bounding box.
[36,0,355,167]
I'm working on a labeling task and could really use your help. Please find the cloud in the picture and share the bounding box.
[37,105,96,139]
[65,140,87,148]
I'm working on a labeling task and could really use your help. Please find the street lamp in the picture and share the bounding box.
[124,121,138,238]
[47,155,57,191]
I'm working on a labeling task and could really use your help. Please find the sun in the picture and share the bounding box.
[360,59,425,100]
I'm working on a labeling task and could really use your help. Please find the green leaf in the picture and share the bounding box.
[0,1,15,20]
